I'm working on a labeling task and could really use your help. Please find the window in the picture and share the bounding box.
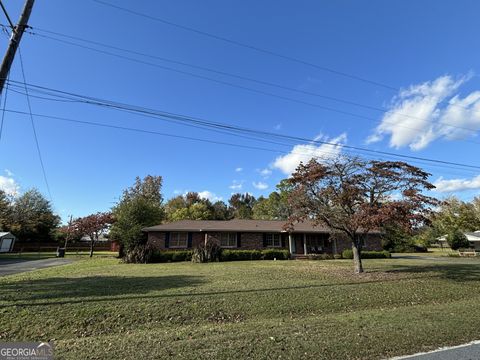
[265,233,281,247]
[219,232,237,247]
[170,232,188,248]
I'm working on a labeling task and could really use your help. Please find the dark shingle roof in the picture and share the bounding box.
[143,219,379,234]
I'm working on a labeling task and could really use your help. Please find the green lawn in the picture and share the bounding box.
[1,256,480,359]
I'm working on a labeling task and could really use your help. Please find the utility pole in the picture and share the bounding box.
[0,0,35,96]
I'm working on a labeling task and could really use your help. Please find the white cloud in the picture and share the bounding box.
[229,180,243,190]
[274,123,282,131]
[433,175,480,193]
[258,168,272,178]
[272,133,347,175]
[367,74,480,150]
[235,167,243,172]
[198,190,223,202]
[4,169,13,177]
[0,175,19,196]
[252,181,269,190]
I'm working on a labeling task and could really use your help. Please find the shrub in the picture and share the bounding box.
[342,249,391,259]
[413,244,428,253]
[220,249,289,261]
[446,229,469,250]
[192,239,222,263]
[308,253,334,260]
[123,244,154,263]
[261,249,290,260]
[151,250,192,263]
[221,249,263,261]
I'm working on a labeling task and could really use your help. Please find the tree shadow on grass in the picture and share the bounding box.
[2,274,428,308]
[1,275,204,304]
[385,262,480,282]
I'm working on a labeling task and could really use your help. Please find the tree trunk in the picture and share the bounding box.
[89,239,94,258]
[352,239,364,274]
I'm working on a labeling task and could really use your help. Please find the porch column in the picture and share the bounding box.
[303,233,307,255]
[288,233,295,255]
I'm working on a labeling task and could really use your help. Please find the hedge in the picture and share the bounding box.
[151,250,193,263]
[151,249,290,262]
[307,253,334,260]
[221,249,290,261]
[342,249,391,259]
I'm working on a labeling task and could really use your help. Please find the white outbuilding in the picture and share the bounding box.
[0,232,16,253]
[437,230,480,251]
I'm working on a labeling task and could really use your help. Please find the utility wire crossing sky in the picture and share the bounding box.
[0,0,479,220]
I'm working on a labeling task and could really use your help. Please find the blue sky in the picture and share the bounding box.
[1,0,480,221]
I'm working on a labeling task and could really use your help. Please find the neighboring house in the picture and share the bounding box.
[80,234,109,242]
[437,231,480,251]
[143,219,382,256]
[0,232,16,253]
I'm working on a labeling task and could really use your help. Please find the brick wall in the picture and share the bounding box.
[331,233,383,254]
[148,231,166,250]
[147,230,383,253]
[147,231,288,250]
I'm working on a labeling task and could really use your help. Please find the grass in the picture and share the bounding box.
[1,256,480,359]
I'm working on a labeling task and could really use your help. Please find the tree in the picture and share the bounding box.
[8,189,60,242]
[431,197,480,234]
[164,192,232,221]
[446,229,470,250]
[0,190,12,231]
[121,175,163,205]
[110,175,164,261]
[381,223,415,252]
[55,215,82,250]
[229,193,256,219]
[287,156,438,273]
[211,201,233,220]
[252,181,293,220]
[75,212,114,257]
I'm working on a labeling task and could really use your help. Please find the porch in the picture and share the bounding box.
[288,233,335,256]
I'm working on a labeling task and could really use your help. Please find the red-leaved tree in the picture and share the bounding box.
[75,212,114,257]
[287,156,438,273]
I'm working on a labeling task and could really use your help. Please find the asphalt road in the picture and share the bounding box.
[392,342,480,359]
[0,258,73,276]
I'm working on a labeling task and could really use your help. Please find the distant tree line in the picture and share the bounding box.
[2,155,448,271]
[381,196,480,252]
[0,189,60,243]
[164,179,293,222]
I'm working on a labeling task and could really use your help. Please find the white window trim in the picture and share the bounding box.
[169,232,188,248]
[219,232,237,248]
[265,233,282,248]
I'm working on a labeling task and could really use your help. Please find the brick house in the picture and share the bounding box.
[143,219,383,256]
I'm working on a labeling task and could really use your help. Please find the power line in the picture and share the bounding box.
[12,83,477,175]
[5,108,478,179]
[22,27,480,144]
[17,47,52,200]
[0,1,14,30]
[92,0,398,91]
[6,79,480,172]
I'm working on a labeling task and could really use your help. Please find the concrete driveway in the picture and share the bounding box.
[0,258,73,276]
